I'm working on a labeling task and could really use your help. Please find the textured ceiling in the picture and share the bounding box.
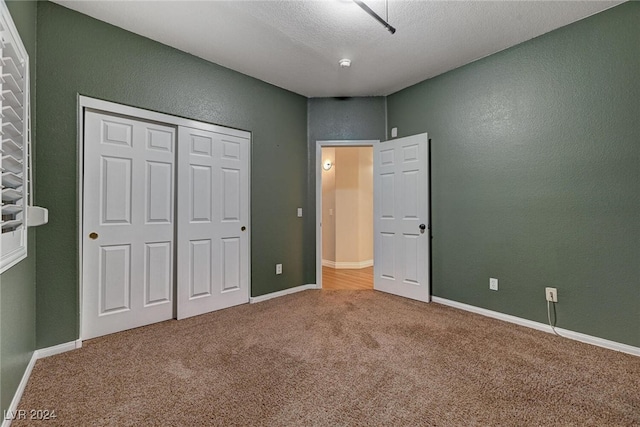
[52,1,623,97]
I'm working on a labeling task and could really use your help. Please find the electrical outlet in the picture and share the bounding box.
[297,208,303,217]
[276,264,283,275]
[545,287,558,302]
[489,278,498,291]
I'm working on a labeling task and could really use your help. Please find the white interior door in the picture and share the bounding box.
[373,133,430,302]
[176,126,250,319]
[82,111,175,339]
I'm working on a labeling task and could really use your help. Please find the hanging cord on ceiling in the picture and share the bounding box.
[547,300,562,337]
[386,0,389,25]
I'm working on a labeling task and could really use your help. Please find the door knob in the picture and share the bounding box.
[419,224,426,234]
[89,232,99,240]
[241,226,246,231]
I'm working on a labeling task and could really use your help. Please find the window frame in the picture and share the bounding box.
[0,0,31,273]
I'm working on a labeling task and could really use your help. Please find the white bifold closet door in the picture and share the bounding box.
[176,126,250,320]
[82,111,175,340]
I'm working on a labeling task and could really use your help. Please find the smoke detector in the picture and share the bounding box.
[339,58,351,68]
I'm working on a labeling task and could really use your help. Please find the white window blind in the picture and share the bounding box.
[0,0,30,273]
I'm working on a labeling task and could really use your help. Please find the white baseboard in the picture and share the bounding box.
[432,297,640,357]
[2,340,81,426]
[322,259,373,269]
[2,352,36,427]
[250,284,318,304]
[34,339,82,359]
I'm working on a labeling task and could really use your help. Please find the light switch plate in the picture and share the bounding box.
[391,127,398,138]
[297,208,302,217]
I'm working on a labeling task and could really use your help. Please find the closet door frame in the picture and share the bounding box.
[77,95,251,341]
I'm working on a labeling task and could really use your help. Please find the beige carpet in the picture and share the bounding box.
[15,290,640,426]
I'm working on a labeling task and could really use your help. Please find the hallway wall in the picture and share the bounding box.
[322,147,373,267]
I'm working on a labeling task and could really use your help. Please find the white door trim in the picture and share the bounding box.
[77,95,251,340]
[315,139,379,289]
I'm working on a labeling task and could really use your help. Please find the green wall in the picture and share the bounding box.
[304,97,386,283]
[35,2,307,348]
[387,2,639,346]
[1,0,37,413]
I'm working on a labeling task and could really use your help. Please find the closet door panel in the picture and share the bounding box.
[177,127,250,319]
[82,111,175,340]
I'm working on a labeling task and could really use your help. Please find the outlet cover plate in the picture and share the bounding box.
[276,264,283,275]
[489,278,498,291]
[545,287,558,302]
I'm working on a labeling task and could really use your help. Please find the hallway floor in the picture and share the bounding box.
[322,266,373,290]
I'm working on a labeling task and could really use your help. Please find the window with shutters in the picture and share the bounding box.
[0,1,30,273]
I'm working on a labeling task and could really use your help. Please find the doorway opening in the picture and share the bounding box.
[316,140,378,290]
